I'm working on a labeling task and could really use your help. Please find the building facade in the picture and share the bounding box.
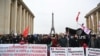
[0,0,35,34]
[85,3,100,34]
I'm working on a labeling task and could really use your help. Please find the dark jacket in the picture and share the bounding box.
[41,37,51,45]
[70,37,79,47]
[95,37,100,48]
[88,37,96,48]
[58,37,67,47]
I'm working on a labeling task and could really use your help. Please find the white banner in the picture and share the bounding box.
[67,47,84,56]
[50,47,84,56]
[0,44,47,56]
[86,48,100,56]
[50,47,67,56]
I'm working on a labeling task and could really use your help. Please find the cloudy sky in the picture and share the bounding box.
[23,0,100,34]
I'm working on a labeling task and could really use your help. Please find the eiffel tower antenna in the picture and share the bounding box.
[50,12,55,35]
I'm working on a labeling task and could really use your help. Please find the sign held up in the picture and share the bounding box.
[0,44,47,56]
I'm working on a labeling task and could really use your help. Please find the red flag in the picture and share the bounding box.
[76,12,80,22]
[22,26,29,38]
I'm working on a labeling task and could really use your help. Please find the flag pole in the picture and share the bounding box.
[76,12,80,29]
[77,22,78,29]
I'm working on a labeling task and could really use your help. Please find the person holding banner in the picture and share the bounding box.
[64,32,71,47]
[0,35,3,44]
[58,33,67,47]
[88,34,96,48]
[95,35,100,48]
[70,34,80,47]
[19,37,26,44]
[12,34,19,43]
[51,34,59,47]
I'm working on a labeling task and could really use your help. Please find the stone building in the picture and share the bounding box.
[85,3,100,34]
[0,0,35,34]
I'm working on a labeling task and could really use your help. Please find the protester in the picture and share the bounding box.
[12,35,18,43]
[0,35,3,44]
[1,35,6,44]
[95,35,100,48]
[27,35,34,44]
[70,34,80,47]
[34,34,41,44]
[51,34,59,47]
[19,37,26,44]
[88,34,96,48]
[58,33,67,47]
[40,34,52,47]
[64,32,71,47]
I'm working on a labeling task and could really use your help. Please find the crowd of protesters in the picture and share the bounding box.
[0,32,100,56]
[0,32,100,49]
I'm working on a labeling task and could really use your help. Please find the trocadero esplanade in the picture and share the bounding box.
[0,0,35,34]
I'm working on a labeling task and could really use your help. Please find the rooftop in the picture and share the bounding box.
[85,3,100,18]
[18,0,35,18]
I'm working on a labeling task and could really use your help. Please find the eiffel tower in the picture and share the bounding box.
[50,13,55,35]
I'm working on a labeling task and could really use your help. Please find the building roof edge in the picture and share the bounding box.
[19,0,35,18]
[85,4,100,18]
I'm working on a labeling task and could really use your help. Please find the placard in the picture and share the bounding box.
[67,47,84,56]
[86,48,100,56]
[50,47,67,56]
[0,44,47,56]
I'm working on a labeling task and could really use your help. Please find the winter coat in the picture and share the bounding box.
[95,37,100,48]
[70,38,79,47]
[58,37,67,47]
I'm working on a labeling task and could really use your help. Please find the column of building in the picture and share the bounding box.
[32,17,34,34]
[89,16,93,32]
[17,4,22,34]
[27,12,29,34]
[19,5,22,34]
[30,15,31,34]
[27,12,29,27]
[86,17,89,29]
[4,0,11,34]
[30,15,32,34]
[21,8,25,33]
[90,14,95,33]
[0,0,4,34]
[25,11,27,28]
[17,4,19,34]
[10,0,17,34]
[89,16,93,31]
[93,13,97,34]
[31,16,33,34]
[99,11,100,33]
[28,14,30,34]
[24,9,26,32]
[96,11,100,34]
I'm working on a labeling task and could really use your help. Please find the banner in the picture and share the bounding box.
[0,44,47,56]
[50,47,84,56]
[67,47,84,56]
[86,48,100,56]
[50,47,67,56]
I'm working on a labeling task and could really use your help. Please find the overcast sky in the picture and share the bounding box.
[23,0,100,34]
